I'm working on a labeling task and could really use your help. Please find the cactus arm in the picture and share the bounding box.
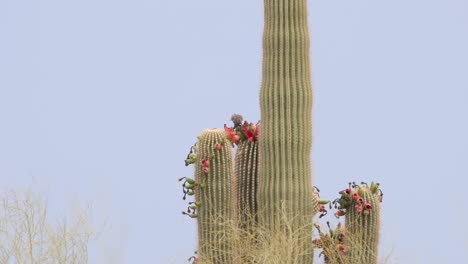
[194,129,234,263]
[340,185,381,264]
[235,140,259,231]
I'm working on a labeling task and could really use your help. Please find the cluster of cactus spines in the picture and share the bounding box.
[192,129,235,264]
[258,0,314,261]
[334,182,382,264]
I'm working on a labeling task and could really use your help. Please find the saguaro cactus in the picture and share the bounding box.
[180,1,385,263]
[258,0,315,262]
[193,129,235,263]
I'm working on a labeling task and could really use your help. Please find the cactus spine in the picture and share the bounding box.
[344,186,381,264]
[258,0,314,262]
[194,129,235,263]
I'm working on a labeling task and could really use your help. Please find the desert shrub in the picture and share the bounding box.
[0,190,94,264]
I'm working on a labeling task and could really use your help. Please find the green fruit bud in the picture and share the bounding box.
[319,200,330,205]
[185,183,195,189]
[370,182,378,194]
[185,177,195,184]
[187,191,195,196]
[189,214,198,218]
[357,188,364,197]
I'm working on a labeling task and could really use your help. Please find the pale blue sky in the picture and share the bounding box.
[0,0,467,263]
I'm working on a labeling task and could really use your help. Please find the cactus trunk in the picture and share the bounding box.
[258,0,314,262]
